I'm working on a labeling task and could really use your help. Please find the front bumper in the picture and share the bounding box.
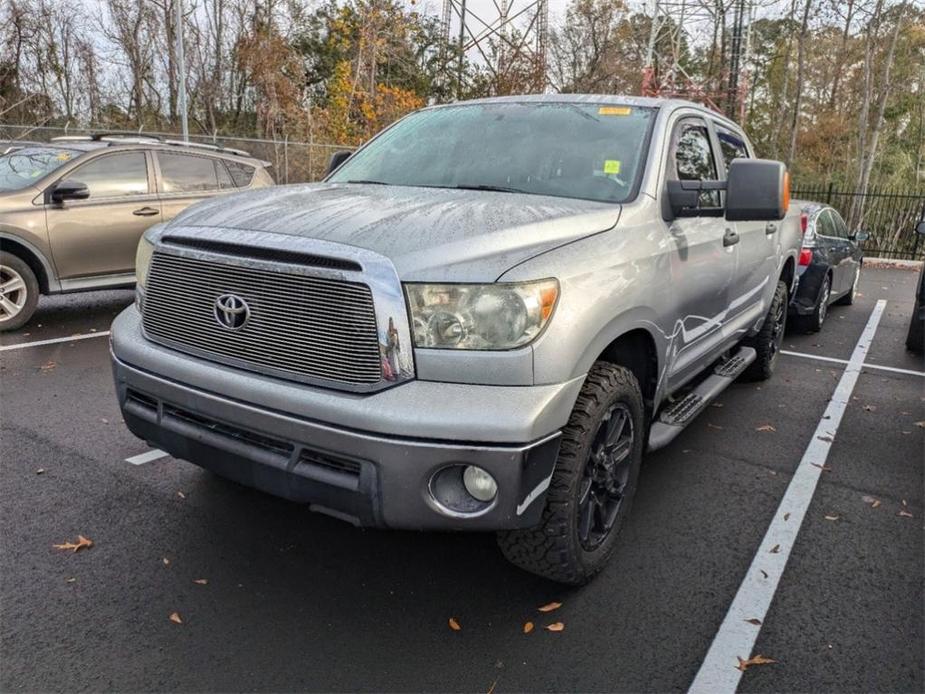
[111,307,581,530]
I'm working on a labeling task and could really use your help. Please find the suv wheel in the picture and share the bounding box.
[497,362,645,585]
[741,280,788,381]
[0,254,39,332]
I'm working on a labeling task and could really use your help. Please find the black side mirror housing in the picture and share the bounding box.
[326,150,352,177]
[851,230,869,242]
[51,179,90,203]
[725,158,789,221]
[916,221,925,236]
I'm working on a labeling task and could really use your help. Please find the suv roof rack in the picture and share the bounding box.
[49,133,252,157]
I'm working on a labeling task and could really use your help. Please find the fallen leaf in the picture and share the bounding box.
[177,491,186,499]
[783,513,790,521]
[871,500,881,508]
[824,514,840,521]
[100,418,109,424]
[66,577,76,583]
[39,361,56,373]
[902,499,908,507]
[745,618,762,626]
[898,510,914,518]
[755,424,776,432]
[193,578,208,585]
[486,681,496,694]
[162,557,170,566]
[448,617,461,631]
[523,621,534,634]
[817,435,834,443]
[52,535,93,553]
[769,544,780,554]
[36,469,45,475]
[863,405,877,412]
[545,622,565,632]
[538,601,562,613]
[169,612,183,625]
[759,570,769,579]
[812,463,832,472]
[915,421,925,429]
[736,654,778,672]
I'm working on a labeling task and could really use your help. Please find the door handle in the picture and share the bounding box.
[133,206,159,217]
[723,228,740,247]
[765,222,777,235]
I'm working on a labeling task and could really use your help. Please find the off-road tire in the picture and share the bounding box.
[792,273,829,334]
[0,253,39,332]
[497,362,645,585]
[741,280,788,381]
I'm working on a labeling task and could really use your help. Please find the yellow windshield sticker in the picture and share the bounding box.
[599,106,631,116]
[603,160,621,175]
[56,152,72,161]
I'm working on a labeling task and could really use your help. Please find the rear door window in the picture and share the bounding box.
[69,152,149,198]
[816,210,837,237]
[158,152,220,193]
[830,210,849,239]
[714,125,750,173]
[225,161,256,187]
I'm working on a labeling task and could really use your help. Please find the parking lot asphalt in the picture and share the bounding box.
[1,267,922,693]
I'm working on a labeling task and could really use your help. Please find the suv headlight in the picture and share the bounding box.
[404,279,559,350]
[135,235,155,289]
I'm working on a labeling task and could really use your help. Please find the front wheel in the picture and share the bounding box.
[0,254,39,332]
[741,280,788,381]
[497,362,645,585]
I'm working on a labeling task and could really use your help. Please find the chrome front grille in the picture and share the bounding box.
[142,251,383,388]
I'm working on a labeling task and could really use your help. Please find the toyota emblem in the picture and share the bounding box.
[214,294,250,330]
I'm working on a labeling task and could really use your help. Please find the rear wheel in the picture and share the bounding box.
[497,362,645,585]
[0,254,39,332]
[741,280,788,381]
[793,273,830,334]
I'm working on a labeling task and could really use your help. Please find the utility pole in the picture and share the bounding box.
[456,0,466,100]
[175,0,189,141]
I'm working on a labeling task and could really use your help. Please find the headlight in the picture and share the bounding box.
[135,235,155,289]
[404,279,559,350]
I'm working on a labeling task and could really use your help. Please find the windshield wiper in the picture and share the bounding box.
[343,179,390,185]
[451,183,529,195]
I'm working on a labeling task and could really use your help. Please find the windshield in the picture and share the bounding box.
[329,102,655,204]
[0,147,79,192]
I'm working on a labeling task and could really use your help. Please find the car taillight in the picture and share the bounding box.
[799,248,813,266]
[800,212,808,235]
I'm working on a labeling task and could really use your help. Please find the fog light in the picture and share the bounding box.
[463,466,498,502]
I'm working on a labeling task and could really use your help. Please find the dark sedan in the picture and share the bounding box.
[790,203,866,333]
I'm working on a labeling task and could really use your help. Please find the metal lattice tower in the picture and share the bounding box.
[440,0,550,97]
[642,0,755,119]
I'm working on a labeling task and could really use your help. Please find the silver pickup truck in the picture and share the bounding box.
[111,95,801,584]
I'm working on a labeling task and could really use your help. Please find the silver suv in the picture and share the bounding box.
[0,135,273,330]
[111,96,801,583]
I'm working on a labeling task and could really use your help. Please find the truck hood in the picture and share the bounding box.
[168,183,621,282]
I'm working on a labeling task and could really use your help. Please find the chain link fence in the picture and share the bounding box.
[0,124,353,184]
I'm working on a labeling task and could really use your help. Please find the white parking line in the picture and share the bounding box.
[689,299,887,694]
[125,449,170,465]
[0,331,111,352]
[781,349,924,378]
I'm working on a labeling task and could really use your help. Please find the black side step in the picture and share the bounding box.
[647,346,756,452]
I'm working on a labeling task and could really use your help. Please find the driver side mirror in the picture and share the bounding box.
[724,158,789,221]
[50,179,90,204]
[916,221,925,236]
[850,230,869,242]
[326,151,352,177]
